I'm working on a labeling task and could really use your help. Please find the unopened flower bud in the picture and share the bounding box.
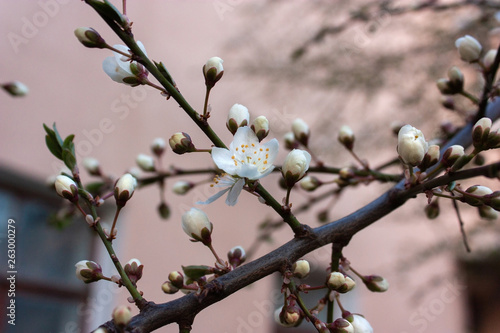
[465,185,492,206]
[327,272,346,290]
[300,175,321,191]
[114,173,137,206]
[168,271,184,288]
[226,104,250,135]
[151,137,166,156]
[436,78,454,95]
[83,157,101,176]
[2,81,29,97]
[455,35,482,62]
[136,154,155,172]
[75,260,102,283]
[292,118,310,146]
[397,125,429,166]
[227,246,246,267]
[203,56,224,88]
[161,281,179,294]
[251,116,269,141]
[55,175,79,201]
[292,259,310,279]
[74,27,107,48]
[447,66,464,92]
[482,49,497,71]
[173,181,194,195]
[479,206,498,220]
[363,275,389,292]
[169,132,195,154]
[350,314,373,333]
[441,96,455,110]
[338,125,355,150]
[284,132,298,150]
[124,258,143,284]
[329,318,354,333]
[274,306,302,327]
[181,208,213,245]
[112,305,132,326]
[441,145,465,168]
[418,144,440,171]
[282,149,312,187]
[472,117,492,150]
[157,202,170,219]
[425,199,440,219]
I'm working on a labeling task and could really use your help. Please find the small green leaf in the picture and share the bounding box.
[85,182,106,195]
[45,134,63,160]
[182,265,212,280]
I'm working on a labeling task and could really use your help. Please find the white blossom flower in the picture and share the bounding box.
[397,125,429,166]
[199,126,278,206]
[102,41,148,85]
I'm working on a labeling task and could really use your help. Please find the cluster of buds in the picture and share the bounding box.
[124,259,143,285]
[75,260,103,283]
[326,272,356,293]
[436,66,464,95]
[472,117,500,151]
[169,132,196,154]
[181,208,213,246]
[161,271,185,294]
[282,149,312,188]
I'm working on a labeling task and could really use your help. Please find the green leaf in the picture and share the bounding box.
[182,265,212,280]
[89,0,126,28]
[62,134,77,171]
[155,61,176,87]
[52,123,64,146]
[43,123,63,160]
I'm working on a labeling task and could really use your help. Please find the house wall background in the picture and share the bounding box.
[2,1,492,332]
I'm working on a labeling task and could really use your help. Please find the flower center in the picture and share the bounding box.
[232,144,270,172]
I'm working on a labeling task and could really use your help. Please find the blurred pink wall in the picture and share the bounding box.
[1,1,470,332]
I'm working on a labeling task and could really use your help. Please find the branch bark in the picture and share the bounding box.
[97,100,500,332]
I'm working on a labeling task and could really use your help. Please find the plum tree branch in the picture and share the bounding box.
[97,100,500,332]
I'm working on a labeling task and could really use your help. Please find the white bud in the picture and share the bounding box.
[151,137,166,156]
[112,305,132,326]
[351,314,373,333]
[114,173,137,204]
[338,125,355,149]
[136,154,155,172]
[300,175,321,191]
[455,35,482,62]
[83,157,100,175]
[282,149,312,187]
[441,144,465,167]
[161,281,179,294]
[2,81,29,96]
[74,27,106,48]
[397,125,429,166]
[204,57,224,77]
[327,272,346,290]
[292,259,310,279]
[292,118,310,146]
[227,246,246,266]
[169,132,195,154]
[126,258,142,267]
[75,260,101,283]
[227,104,250,134]
[251,116,270,141]
[283,132,297,150]
[483,49,497,71]
[172,181,193,195]
[55,175,78,201]
[181,208,212,244]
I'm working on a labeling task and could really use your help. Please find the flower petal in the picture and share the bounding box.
[226,178,245,206]
[102,56,130,83]
[211,147,238,175]
[196,187,231,205]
